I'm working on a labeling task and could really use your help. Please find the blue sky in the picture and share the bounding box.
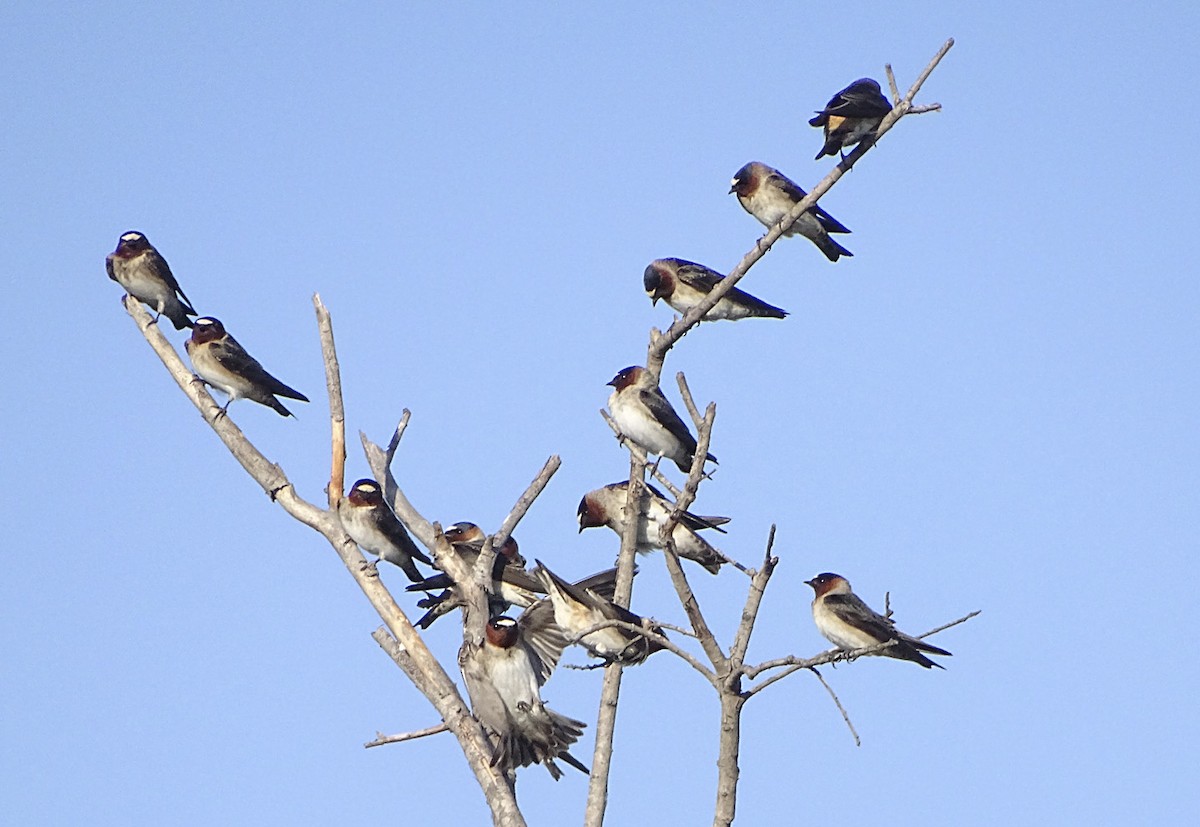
[3,3,1198,824]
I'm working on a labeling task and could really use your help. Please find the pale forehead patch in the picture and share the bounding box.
[493,617,516,628]
[195,317,216,326]
[120,232,144,242]
[356,482,378,492]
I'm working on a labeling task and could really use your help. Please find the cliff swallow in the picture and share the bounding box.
[337,479,432,582]
[534,560,663,664]
[408,524,543,628]
[644,258,787,321]
[607,366,716,474]
[809,78,892,160]
[185,317,309,417]
[576,481,729,574]
[805,573,951,669]
[460,615,589,780]
[729,162,853,262]
[106,231,197,329]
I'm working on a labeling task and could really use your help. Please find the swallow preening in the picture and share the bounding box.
[607,366,716,474]
[106,231,197,329]
[805,573,951,669]
[535,560,663,665]
[185,317,309,417]
[809,78,892,160]
[408,523,542,628]
[729,162,853,262]
[337,479,432,582]
[460,615,589,780]
[644,258,787,321]
[577,481,729,574]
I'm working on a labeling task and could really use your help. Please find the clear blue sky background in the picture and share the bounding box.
[3,3,1197,825]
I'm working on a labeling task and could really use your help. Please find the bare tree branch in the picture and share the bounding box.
[568,619,716,684]
[809,667,861,747]
[362,720,451,748]
[125,297,527,827]
[643,38,955,382]
[584,449,647,827]
[314,294,345,508]
[365,722,451,749]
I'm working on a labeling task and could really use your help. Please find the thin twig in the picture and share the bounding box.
[885,63,900,103]
[642,39,955,382]
[727,527,779,681]
[365,722,451,749]
[569,619,716,683]
[314,294,345,508]
[809,668,860,747]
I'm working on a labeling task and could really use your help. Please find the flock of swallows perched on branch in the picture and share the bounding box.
[108,76,954,782]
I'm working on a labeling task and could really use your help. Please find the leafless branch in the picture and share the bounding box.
[314,294,345,508]
[365,722,451,749]
[809,668,860,747]
[584,450,647,827]
[569,619,716,684]
[727,527,779,680]
[125,297,527,827]
[641,39,954,383]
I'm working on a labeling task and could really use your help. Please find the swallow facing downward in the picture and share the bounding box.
[408,523,543,628]
[534,560,663,665]
[460,615,589,780]
[644,258,787,321]
[337,479,432,582]
[805,573,951,669]
[729,162,853,262]
[106,231,197,329]
[809,78,892,160]
[185,317,309,417]
[607,366,716,474]
[576,481,729,574]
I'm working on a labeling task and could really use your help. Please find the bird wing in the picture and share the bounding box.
[673,261,725,293]
[211,335,309,401]
[636,388,698,452]
[766,168,850,234]
[518,603,570,685]
[823,592,896,641]
[146,252,196,314]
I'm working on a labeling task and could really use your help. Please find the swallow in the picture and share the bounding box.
[337,479,432,582]
[106,231,197,329]
[729,162,853,262]
[607,366,716,474]
[644,258,787,321]
[460,615,589,780]
[185,317,309,417]
[534,560,663,665]
[804,573,952,669]
[408,523,543,628]
[809,78,892,160]
[576,481,730,574]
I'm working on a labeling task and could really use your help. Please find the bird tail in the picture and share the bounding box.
[816,235,854,262]
[167,309,195,330]
[266,397,295,417]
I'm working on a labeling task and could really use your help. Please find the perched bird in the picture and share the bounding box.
[337,479,432,582]
[644,258,787,321]
[408,523,543,628]
[809,78,892,160]
[106,231,197,329]
[804,572,952,669]
[185,317,309,417]
[607,366,716,474]
[460,615,589,780]
[534,560,663,665]
[729,162,853,262]
[576,481,730,574]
